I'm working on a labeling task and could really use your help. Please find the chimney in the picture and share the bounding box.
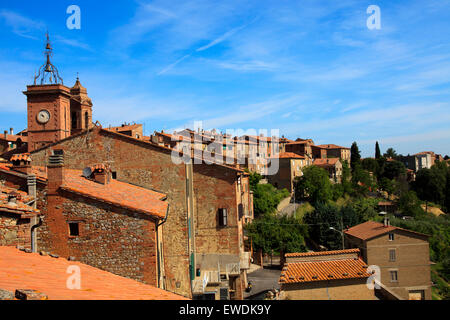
[47,150,65,194]
[383,217,390,227]
[11,154,32,175]
[7,194,18,205]
[4,130,7,139]
[92,165,111,185]
[27,175,37,210]
[10,128,13,135]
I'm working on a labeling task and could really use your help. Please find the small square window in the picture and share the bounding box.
[389,233,395,241]
[69,222,80,237]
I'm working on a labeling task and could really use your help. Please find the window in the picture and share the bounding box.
[389,249,396,262]
[84,112,89,129]
[218,208,228,227]
[389,233,395,241]
[238,204,244,220]
[390,270,398,282]
[68,222,80,237]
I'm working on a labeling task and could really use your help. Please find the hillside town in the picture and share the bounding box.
[0,35,449,302]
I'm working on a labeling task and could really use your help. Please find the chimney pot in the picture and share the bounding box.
[10,128,13,135]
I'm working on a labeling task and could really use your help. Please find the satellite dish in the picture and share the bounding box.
[82,167,92,178]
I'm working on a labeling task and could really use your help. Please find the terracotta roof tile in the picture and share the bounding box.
[344,220,429,240]
[0,185,40,215]
[0,134,28,143]
[0,163,47,182]
[271,152,306,159]
[313,158,340,167]
[0,247,187,300]
[280,257,371,284]
[285,249,360,258]
[60,170,168,219]
[317,144,350,150]
[10,153,31,162]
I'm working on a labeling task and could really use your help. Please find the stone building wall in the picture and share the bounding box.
[37,190,158,285]
[31,128,247,298]
[0,213,31,249]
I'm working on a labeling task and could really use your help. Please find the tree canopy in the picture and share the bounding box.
[350,142,361,171]
[295,166,333,205]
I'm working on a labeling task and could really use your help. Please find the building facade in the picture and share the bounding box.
[344,220,432,300]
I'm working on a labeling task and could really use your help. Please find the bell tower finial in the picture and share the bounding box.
[33,32,64,85]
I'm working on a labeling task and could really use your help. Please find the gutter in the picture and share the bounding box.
[156,203,169,289]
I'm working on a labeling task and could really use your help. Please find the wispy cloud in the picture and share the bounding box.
[157,54,191,75]
[0,9,45,39]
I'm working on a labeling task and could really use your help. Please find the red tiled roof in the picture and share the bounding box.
[0,134,28,143]
[317,144,350,150]
[0,247,187,300]
[271,152,306,159]
[60,170,168,219]
[285,249,360,258]
[0,163,47,182]
[313,158,340,167]
[286,140,310,145]
[107,124,142,132]
[10,153,31,162]
[0,185,40,215]
[280,257,371,284]
[344,220,429,240]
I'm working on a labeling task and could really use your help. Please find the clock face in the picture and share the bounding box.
[37,110,50,124]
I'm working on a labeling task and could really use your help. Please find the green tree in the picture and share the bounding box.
[341,160,352,195]
[350,142,361,171]
[253,183,290,217]
[445,170,450,214]
[245,213,307,254]
[384,148,398,159]
[397,190,425,217]
[304,202,342,250]
[361,158,379,174]
[414,167,446,208]
[379,177,395,195]
[382,160,406,180]
[375,141,381,159]
[351,164,376,197]
[249,171,262,191]
[295,166,333,205]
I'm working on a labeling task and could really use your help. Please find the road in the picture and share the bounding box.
[244,267,281,300]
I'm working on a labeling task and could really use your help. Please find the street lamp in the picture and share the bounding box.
[329,227,345,250]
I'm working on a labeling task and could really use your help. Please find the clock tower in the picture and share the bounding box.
[24,34,91,152]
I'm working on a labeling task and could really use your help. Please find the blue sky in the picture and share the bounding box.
[0,0,449,157]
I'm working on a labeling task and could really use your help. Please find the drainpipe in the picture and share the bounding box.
[27,174,40,253]
[156,203,169,289]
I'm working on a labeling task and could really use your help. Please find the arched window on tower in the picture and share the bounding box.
[71,112,78,129]
[85,111,89,129]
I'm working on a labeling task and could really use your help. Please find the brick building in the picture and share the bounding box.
[344,220,432,300]
[316,144,351,163]
[279,249,374,300]
[28,128,253,299]
[107,123,144,140]
[0,129,27,156]
[1,34,254,300]
[0,185,40,249]
[267,152,309,193]
[313,158,343,183]
[0,152,169,287]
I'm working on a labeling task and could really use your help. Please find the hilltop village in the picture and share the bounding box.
[1,36,449,301]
